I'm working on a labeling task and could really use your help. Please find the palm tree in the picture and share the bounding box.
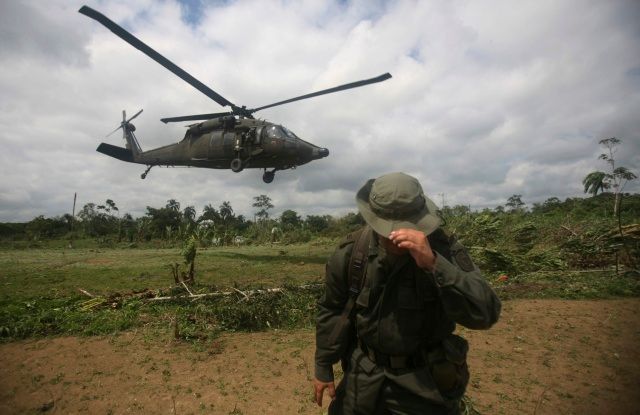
[199,204,221,223]
[219,201,234,223]
[582,171,609,196]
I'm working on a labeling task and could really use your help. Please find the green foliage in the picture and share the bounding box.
[583,171,609,196]
[181,235,197,266]
[26,215,70,239]
[506,194,526,212]
[208,286,319,331]
[442,193,640,275]
[281,228,312,244]
[512,222,537,252]
[280,209,301,228]
[305,215,329,233]
[145,200,183,239]
[253,194,274,221]
[0,296,140,339]
[469,247,515,274]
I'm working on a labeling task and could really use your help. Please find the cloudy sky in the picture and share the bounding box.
[1,0,639,222]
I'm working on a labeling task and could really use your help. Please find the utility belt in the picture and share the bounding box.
[357,335,470,399]
[357,338,437,370]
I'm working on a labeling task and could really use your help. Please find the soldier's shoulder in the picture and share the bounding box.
[337,226,367,249]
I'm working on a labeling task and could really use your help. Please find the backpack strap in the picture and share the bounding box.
[327,225,371,344]
[347,225,371,298]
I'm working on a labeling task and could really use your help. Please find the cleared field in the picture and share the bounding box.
[1,299,639,414]
[1,243,639,414]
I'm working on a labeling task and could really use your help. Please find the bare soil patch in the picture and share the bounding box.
[1,298,638,414]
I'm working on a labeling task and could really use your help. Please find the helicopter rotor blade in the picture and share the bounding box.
[127,109,143,123]
[249,73,392,113]
[160,112,233,124]
[79,6,235,109]
[106,125,123,138]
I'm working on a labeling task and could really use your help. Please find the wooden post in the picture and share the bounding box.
[71,193,77,230]
[70,192,77,247]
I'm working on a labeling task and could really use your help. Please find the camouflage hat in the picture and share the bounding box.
[356,172,441,236]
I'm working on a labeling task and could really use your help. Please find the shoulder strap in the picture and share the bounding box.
[347,225,371,298]
[327,226,371,344]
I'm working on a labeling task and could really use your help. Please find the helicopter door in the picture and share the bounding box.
[254,127,263,145]
[208,131,225,160]
[222,130,235,158]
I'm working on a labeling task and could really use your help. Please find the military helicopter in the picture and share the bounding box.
[80,6,391,183]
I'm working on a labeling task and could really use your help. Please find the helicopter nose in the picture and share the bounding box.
[314,148,329,158]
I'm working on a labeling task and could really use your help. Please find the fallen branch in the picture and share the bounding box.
[180,281,194,296]
[78,288,95,298]
[232,287,250,302]
[147,287,285,302]
[560,225,578,236]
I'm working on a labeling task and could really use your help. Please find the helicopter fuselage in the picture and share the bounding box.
[97,116,329,182]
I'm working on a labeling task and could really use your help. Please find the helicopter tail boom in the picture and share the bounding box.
[97,143,135,163]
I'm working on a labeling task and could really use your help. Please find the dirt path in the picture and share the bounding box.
[1,298,639,414]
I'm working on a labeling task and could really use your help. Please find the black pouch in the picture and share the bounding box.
[427,334,470,400]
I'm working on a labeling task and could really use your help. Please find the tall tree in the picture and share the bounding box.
[182,206,196,224]
[146,204,182,238]
[506,195,526,212]
[219,201,234,223]
[166,199,180,212]
[199,204,221,224]
[253,194,274,221]
[105,199,119,214]
[583,137,637,216]
[584,137,638,270]
[582,171,609,196]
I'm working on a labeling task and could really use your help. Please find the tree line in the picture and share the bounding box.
[1,138,636,249]
[0,194,367,245]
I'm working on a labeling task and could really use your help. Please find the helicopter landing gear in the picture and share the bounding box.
[141,165,153,179]
[262,169,276,183]
[230,158,244,173]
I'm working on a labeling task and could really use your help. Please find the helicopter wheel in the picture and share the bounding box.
[141,165,153,179]
[230,158,243,173]
[262,170,275,183]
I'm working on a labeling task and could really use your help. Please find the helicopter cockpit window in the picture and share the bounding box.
[281,126,299,140]
[265,125,285,140]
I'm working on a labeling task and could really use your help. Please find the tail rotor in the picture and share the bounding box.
[106,109,144,139]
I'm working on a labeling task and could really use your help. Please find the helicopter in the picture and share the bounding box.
[80,6,391,183]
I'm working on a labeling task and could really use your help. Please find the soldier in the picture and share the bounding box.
[314,172,501,414]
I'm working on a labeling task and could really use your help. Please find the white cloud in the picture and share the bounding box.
[0,0,639,222]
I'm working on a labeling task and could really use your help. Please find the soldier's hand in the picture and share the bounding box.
[313,378,336,407]
[388,228,437,271]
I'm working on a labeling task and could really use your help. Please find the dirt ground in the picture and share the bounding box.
[1,298,639,415]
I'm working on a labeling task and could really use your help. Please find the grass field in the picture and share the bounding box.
[0,242,334,299]
[0,242,336,340]
[0,241,638,342]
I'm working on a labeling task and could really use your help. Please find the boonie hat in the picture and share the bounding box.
[356,172,441,236]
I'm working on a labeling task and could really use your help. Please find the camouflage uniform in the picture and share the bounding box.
[314,173,501,415]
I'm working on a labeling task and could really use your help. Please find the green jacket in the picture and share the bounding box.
[315,227,501,383]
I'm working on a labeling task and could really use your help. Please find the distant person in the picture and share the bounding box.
[314,172,501,414]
